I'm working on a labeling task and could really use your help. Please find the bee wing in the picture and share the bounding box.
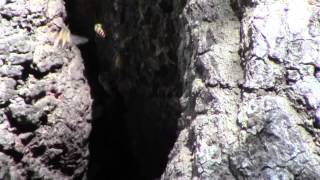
[60,31,66,48]
[71,34,89,46]
[54,26,89,48]
[62,29,71,48]
[53,31,62,48]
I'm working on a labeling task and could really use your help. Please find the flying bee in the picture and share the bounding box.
[54,25,71,48]
[94,23,106,38]
[53,25,88,48]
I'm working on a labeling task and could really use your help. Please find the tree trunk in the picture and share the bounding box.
[2,0,320,179]
[0,0,92,179]
[163,0,320,179]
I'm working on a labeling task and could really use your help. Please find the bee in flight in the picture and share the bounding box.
[94,23,106,38]
[54,25,71,48]
[53,25,88,48]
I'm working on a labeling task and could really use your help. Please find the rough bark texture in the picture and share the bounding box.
[0,0,92,179]
[162,0,242,179]
[2,0,320,179]
[162,0,320,179]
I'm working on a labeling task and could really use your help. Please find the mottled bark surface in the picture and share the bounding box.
[2,0,320,179]
[0,0,92,179]
[163,0,320,179]
[163,0,242,179]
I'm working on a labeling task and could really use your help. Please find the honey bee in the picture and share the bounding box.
[53,25,88,48]
[94,23,106,38]
[54,25,71,48]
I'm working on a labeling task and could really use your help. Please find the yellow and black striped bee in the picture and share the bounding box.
[94,23,106,38]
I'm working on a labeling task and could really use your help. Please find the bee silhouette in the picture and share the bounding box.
[94,23,106,38]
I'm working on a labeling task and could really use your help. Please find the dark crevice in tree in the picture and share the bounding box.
[65,0,184,179]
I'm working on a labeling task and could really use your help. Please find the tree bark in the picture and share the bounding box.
[2,0,320,179]
[0,0,92,179]
[162,0,320,179]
